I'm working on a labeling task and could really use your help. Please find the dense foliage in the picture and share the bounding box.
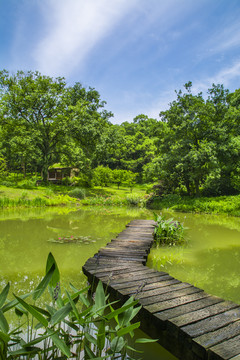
[0,70,240,197]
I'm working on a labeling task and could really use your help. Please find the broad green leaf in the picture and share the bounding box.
[45,252,60,289]
[85,332,97,346]
[13,295,48,327]
[31,304,50,317]
[135,337,158,343]
[0,310,9,333]
[0,330,10,343]
[50,302,72,326]
[0,283,10,308]
[32,263,55,300]
[97,320,105,352]
[105,300,139,320]
[47,328,71,358]
[84,343,95,359]
[22,331,57,347]
[65,289,79,321]
[94,281,106,316]
[2,293,30,313]
[117,322,140,337]
[9,346,41,356]
[110,336,125,353]
[63,286,90,305]
[125,344,142,353]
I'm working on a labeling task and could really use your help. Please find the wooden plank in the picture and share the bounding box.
[99,248,148,255]
[95,255,145,262]
[229,356,240,360]
[136,281,193,299]
[193,319,240,351]
[87,264,143,273]
[96,268,158,281]
[106,241,151,248]
[139,286,202,306]
[83,263,138,273]
[181,307,240,338]
[113,274,171,290]
[208,334,240,360]
[120,277,180,296]
[101,270,165,285]
[169,300,238,328]
[144,292,209,314]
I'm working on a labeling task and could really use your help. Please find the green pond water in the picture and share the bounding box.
[1,206,240,359]
[148,211,240,305]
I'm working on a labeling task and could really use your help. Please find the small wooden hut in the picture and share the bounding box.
[47,167,78,183]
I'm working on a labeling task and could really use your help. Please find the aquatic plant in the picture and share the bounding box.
[0,253,152,359]
[153,213,187,246]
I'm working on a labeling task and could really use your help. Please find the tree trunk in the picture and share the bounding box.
[185,180,191,196]
[194,178,200,197]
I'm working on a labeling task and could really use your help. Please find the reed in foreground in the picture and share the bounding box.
[0,253,154,359]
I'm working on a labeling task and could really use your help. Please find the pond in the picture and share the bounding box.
[1,206,240,358]
[148,211,240,305]
[0,206,176,360]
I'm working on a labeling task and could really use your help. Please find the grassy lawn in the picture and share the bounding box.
[0,183,148,208]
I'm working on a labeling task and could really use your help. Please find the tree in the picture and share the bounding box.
[159,82,219,196]
[93,166,113,187]
[0,71,112,181]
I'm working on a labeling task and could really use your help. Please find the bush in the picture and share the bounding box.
[126,194,144,207]
[18,177,38,189]
[0,180,13,187]
[70,174,92,188]
[68,187,86,199]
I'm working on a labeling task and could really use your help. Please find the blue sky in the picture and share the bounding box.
[1,0,240,124]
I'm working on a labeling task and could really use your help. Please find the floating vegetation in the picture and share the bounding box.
[47,235,97,244]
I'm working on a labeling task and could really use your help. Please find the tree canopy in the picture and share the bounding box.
[0,69,240,197]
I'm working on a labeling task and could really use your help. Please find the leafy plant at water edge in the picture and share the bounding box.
[153,213,187,246]
[0,252,153,359]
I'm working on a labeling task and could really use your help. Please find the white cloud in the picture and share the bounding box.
[33,0,138,76]
[191,60,240,96]
[209,22,240,55]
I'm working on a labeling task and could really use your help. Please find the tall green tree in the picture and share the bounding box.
[0,70,112,181]
[159,82,219,196]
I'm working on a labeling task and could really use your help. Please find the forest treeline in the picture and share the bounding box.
[0,70,239,197]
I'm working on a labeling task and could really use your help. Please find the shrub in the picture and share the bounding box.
[68,187,86,199]
[126,194,144,207]
[18,178,37,189]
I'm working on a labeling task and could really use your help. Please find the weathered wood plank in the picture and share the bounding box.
[139,286,202,306]
[120,277,180,296]
[102,270,166,285]
[136,281,193,299]
[169,300,238,328]
[144,291,209,313]
[181,307,240,338]
[193,319,240,352]
[208,334,240,360]
[113,274,171,290]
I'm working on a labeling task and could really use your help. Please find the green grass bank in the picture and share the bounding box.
[0,182,240,217]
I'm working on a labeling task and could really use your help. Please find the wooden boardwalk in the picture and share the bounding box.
[82,220,240,360]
